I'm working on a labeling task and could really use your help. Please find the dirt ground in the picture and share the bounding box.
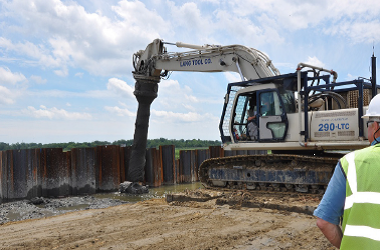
[0,190,335,250]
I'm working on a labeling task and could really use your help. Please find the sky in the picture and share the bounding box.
[0,0,380,144]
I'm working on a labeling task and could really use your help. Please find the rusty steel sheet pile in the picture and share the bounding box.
[71,148,97,195]
[0,145,218,202]
[0,145,325,202]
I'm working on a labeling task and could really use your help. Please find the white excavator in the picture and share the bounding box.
[128,38,378,193]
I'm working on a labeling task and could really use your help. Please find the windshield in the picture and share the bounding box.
[279,90,296,113]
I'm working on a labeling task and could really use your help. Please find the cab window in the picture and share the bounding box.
[259,91,283,116]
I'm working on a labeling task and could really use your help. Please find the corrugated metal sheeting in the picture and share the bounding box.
[0,146,264,202]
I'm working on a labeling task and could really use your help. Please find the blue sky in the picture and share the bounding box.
[0,0,379,144]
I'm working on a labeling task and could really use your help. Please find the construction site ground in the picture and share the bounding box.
[0,189,335,250]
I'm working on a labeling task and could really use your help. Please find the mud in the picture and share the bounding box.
[0,183,202,224]
[0,187,335,249]
[168,189,322,215]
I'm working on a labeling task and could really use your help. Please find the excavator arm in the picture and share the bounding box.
[133,38,280,81]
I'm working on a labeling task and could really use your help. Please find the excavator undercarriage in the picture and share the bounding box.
[199,153,341,194]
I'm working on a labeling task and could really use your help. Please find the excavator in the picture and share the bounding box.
[128,38,378,194]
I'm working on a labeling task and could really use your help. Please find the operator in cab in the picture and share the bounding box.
[314,93,380,249]
[247,96,258,140]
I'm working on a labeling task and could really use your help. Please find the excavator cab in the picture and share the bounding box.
[220,71,375,150]
[258,90,290,141]
[230,87,294,142]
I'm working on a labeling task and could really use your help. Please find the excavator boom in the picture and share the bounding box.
[133,39,280,80]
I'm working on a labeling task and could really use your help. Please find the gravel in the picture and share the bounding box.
[0,196,128,225]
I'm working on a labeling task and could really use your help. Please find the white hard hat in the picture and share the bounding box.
[362,93,380,119]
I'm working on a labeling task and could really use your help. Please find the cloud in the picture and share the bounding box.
[225,1,329,30]
[0,66,27,85]
[112,0,169,39]
[304,56,325,68]
[159,79,180,89]
[75,72,84,78]
[2,0,380,83]
[1,0,172,76]
[0,86,15,104]
[104,105,135,117]
[214,10,268,45]
[169,2,209,35]
[223,72,242,83]
[182,103,196,111]
[185,94,199,103]
[157,79,197,110]
[106,78,134,99]
[151,109,215,123]
[30,75,47,84]
[54,67,69,77]
[200,0,220,3]
[209,0,380,47]
[22,105,92,120]
[0,38,60,68]
[335,4,380,44]
[155,77,223,115]
[323,20,380,44]
[345,73,358,81]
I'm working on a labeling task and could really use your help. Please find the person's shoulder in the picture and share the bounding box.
[347,144,379,159]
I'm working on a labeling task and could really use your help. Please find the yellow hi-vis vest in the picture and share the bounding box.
[340,143,380,249]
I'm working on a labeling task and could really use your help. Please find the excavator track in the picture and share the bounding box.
[199,154,340,194]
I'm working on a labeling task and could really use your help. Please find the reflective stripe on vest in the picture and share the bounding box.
[344,225,380,242]
[344,151,356,210]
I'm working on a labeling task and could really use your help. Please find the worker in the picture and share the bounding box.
[314,93,380,249]
[247,95,258,140]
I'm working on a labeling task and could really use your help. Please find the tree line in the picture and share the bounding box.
[0,138,221,152]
